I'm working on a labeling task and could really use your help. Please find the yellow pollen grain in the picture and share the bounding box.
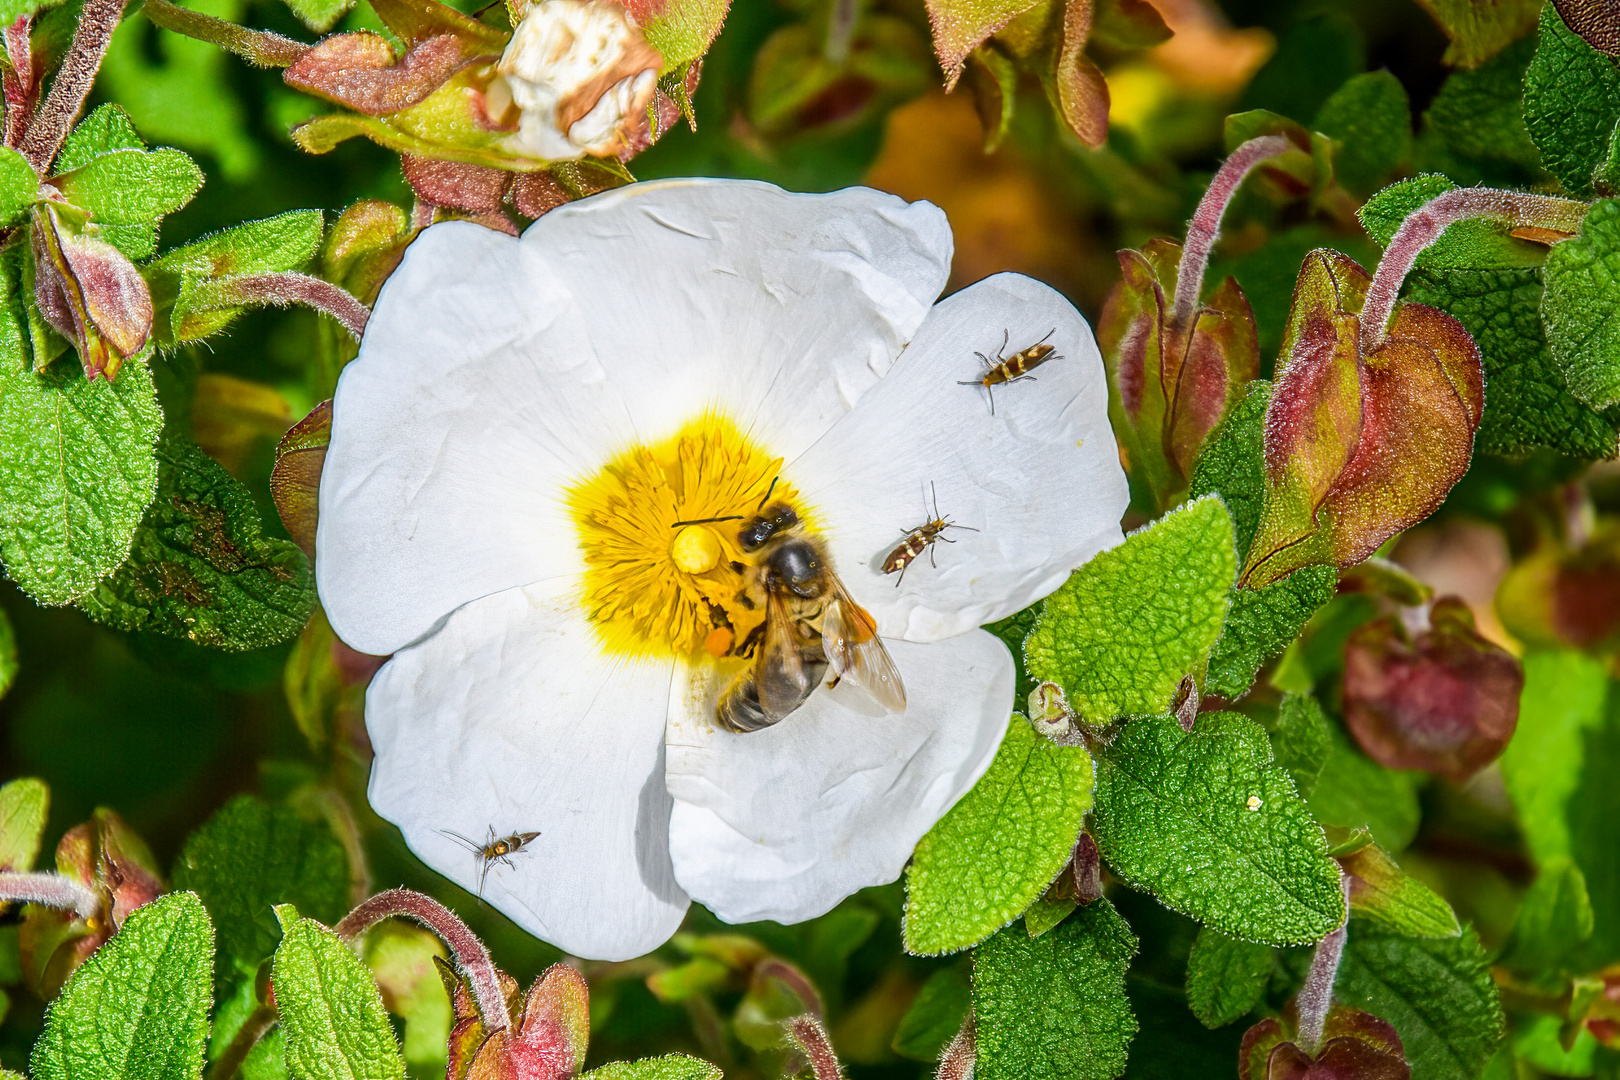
[565,414,810,659]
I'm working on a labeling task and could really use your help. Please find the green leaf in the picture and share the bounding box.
[1339,843,1462,939]
[1422,36,1543,184]
[972,900,1138,1080]
[1360,176,1548,272]
[892,963,971,1062]
[1544,198,1620,409]
[641,0,732,68]
[0,777,47,871]
[1332,922,1504,1080]
[1307,727,1422,852]
[51,149,203,226]
[147,211,324,346]
[1271,693,1332,798]
[1026,496,1236,726]
[53,104,145,175]
[904,717,1094,955]
[278,0,353,32]
[0,327,162,605]
[0,605,13,700]
[172,795,348,978]
[31,892,215,1080]
[0,148,37,229]
[1184,927,1272,1029]
[1313,71,1411,197]
[210,974,287,1080]
[1188,381,1269,562]
[1562,688,1620,967]
[76,435,317,650]
[1206,566,1338,700]
[1524,3,1620,198]
[1501,857,1594,971]
[1025,895,1079,937]
[1500,649,1609,864]
[273,907,405,1080]
[584,1057,724,1080]
[1092,712,1345,945]
[1410,0,1540,68]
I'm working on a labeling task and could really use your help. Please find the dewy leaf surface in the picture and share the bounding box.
[50,149,204,226]
[1184,926,1273,1029]
[52,104,145,175]
[585,1056,724,1080]
[147,211,324,346]
[273,908,405,1080]
[972,900,1139,1080]
[76,435,317,650]
[1544,198,1620,409]
[1093,712,1345,945]
[1332,922,1504,1080]
[172,794,348,977]
[1271,692,1333,797]
[1207,565,1338,700]
[1524,3,1620,197]
[31,891,215,1080]
[905,716,1094,955]
[1025,496,1236,725]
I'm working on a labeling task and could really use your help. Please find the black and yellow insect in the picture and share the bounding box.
[441,826,541,897]
[882,482,978,585]
[959,328,1061,414]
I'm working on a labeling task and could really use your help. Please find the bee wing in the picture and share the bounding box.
[755,592,816,721]
[823,581,907,714]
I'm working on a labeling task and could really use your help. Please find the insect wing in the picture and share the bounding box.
[755,592,815,721]
[823,584,907,713]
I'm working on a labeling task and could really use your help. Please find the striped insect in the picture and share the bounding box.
[882,482,978,585]
[441,826,541,898]
[958,328,1061,414]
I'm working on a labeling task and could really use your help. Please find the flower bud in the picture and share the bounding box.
[1028,680,1075,739]
[1241,1005,1410,1080]
[494,0,664,161]
[31,204,154,379]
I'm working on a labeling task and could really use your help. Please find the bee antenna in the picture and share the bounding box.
[672,515,744,527]
[758,475,779,509]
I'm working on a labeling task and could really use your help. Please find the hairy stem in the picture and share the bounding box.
[200,273,371,340]
[1360,187,1589,352]
[336,888,508,1031]
[936,1011,975,1080]
[18,0,125,171]
[143,0,309,67]
[1296,871,1353,1055]
[1171,135,1293,329]
[787,1015,846,1080]
[0,871,100,916]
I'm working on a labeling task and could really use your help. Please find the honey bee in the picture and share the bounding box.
[716,488,906,732]
[441,826,541,897]
[882,482,978,585]
[959,328,1062,414]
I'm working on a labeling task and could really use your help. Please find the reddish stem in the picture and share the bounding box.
[335,888,508,1032]
[4,16,36,150]
[143,0,308,67]
[1360,187,1589,352]
[787,1015,846,1080]
[205,272,371,340]
[18,0,125,171]
[1171,135,1293,329]
[1295,871,1353,1055]
[936,1012,975,1080]
[0,871,100,916]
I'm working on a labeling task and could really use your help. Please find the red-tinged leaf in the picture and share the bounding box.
[284,32,493,115]
[1242,1008,1409,1080]
[511,172,570,218]
[271,401,331,559]
[626,0,731,68]
[925,0,1042,87]
[31,206,152,379]
[1342,598,1521,782]
[511,964,590,1079]
[1166,274,1259,475]
[323,199,416,304]
[402,154,511,212]
[1099,249,1168,445]
[1054,0,1107,148]
[368,0,508,51]
[1091,0,1170,49]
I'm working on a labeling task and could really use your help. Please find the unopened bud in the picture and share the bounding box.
[1028,681,1074,740]
[494,0,663,160]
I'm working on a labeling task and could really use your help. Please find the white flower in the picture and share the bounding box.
[490,0,663,161]
[316,178,1128,961]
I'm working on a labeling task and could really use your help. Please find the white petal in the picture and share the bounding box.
[366,579,688,961]
[791,273,1128,643]
[524,178,952,454]
[664,630,1012,925]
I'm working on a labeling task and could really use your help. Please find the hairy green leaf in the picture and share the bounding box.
[1332,922,1504,1080]
[147,211,324,346]
[1501,857,1594,972]
[278,0,353,32]
[1185,927,1272,1028]
[0,148,37,229]
[1524,3,1620,197]
[1360,175,1549,272]
[53,104,145,174]
[1271,693,1332,797]
[1544,198,1620,408]
[1025,895,1078,937]
[1564,689,1620,967]
[892,964,971,1062]
[172,795,348,978]
[973,900,1138,1080]
[905,717,1094,955]
[51,149,203,226]
[0,777,46,872]
[1313,71,1411,197]
[1307,728,1422,852]
[1340,842,1462,938]
[585,1057,724,1080]
[1500,649,1609,864]
[32,892,215,1080]
[77,435,316,650]
[1026,496,1235,726]
[1207,566,1338,700]
[1094,712,1345,945]
[273,906,405,1080]
[1188,381,1269,561]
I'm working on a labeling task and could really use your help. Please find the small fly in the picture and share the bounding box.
[882,482,978,585]
[441,826,541,898]
[959,328,1061,414]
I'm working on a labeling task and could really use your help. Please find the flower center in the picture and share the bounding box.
[567,415,811,659]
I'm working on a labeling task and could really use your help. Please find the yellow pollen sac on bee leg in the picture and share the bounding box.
[671,525,721,574]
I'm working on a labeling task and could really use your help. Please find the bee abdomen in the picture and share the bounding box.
[716,675,776,733]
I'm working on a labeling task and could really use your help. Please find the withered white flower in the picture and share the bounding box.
[317,179,1127,960]
[490,0,663,161]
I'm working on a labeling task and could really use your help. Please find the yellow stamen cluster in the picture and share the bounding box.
[567,415,807,658]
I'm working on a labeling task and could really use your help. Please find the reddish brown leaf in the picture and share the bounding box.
[31,205,153,379]
[1243,1008,1409,1080]
[323,199,416,305]
[511,172,571,218]
[1554,0,1620,54]
[925,0,1042,88]
[1166,274,1258,475]
[510,964,590,1080]
[1055,0,1108,148]
[271,400,331,559]
[402,154,510,212]
[284,32,492,114]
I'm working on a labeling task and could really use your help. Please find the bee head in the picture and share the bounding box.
[765,537,825,598]
[739,502,799,551]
